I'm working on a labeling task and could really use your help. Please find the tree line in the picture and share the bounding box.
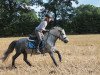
[0,0,100,37]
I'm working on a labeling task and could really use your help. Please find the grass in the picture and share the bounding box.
[0,34,100,75]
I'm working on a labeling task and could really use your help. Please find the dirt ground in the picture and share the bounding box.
[0,34,100,75]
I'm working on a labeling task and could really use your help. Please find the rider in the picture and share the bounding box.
[35,14,52,54]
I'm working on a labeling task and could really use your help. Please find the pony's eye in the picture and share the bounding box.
[62,33,64,35]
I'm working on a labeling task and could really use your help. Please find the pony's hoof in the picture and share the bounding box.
[12,66,17,69]
[55,64,59,67]
[30,65,34,67]
[59,60,62,62]
[42,54,46,56]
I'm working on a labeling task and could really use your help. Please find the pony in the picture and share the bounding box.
[1,27,69,68]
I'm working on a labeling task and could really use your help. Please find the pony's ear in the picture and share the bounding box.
[50,27,55,30]
[52,27,55,29]
[55,26,58,27]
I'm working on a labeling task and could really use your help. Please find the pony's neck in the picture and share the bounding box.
[44,32,58,46]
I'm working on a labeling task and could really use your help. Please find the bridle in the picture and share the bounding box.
[43,27,67,47]
[43,29,61,47]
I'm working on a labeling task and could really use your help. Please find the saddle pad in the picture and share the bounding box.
[27,41,36,49]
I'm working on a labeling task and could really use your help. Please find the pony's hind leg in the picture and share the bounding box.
[22,50,32,66]
[12,52,21,68]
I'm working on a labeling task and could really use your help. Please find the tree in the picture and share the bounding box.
[71,5,100,34]
[31,0,78,25]
[0,0,38,36]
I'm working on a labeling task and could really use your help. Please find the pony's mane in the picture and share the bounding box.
[52,26,63,30]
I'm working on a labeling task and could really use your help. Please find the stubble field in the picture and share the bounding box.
[0,34,100,75]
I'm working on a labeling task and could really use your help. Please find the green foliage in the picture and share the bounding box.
[0,0,39,36]
[0,0,100,36]
[51,4,100,34]
[31,0,78,25]
[71,5,100,34]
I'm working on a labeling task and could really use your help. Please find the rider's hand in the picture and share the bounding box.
[42,30,49,34]
[43,29,49,32]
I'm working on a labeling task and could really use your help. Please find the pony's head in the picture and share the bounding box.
[50,27,69,43]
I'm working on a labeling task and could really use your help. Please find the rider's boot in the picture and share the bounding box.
[36,46,41,54]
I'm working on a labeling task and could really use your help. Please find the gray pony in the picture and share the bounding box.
[1,27,69,68]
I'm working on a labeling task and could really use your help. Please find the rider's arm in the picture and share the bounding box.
[40,21,47,31]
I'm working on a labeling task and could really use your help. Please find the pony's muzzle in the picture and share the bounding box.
[64,38,69,43]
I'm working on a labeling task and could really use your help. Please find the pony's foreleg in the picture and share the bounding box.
[12,53,21,68]
[55,50,62,62]
[22,51,32,66]
[49,52,58,66]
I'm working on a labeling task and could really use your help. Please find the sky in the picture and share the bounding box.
[73,0,100,7]
[30,0,100,12]
[43,0,100,7]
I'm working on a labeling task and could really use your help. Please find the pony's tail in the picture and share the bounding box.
[1,40,17,62]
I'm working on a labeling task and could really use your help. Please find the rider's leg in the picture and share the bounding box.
[35,30,43,53]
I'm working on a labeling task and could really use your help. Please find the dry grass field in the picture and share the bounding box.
[0,34,100,75]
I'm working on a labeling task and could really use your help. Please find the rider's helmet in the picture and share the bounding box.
[45,14,54,21]
[45,14,52,18]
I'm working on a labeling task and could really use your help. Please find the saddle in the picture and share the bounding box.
[28,35,45,54]
[29,34,37,40]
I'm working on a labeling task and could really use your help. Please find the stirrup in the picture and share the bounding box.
[36,49,41,54]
